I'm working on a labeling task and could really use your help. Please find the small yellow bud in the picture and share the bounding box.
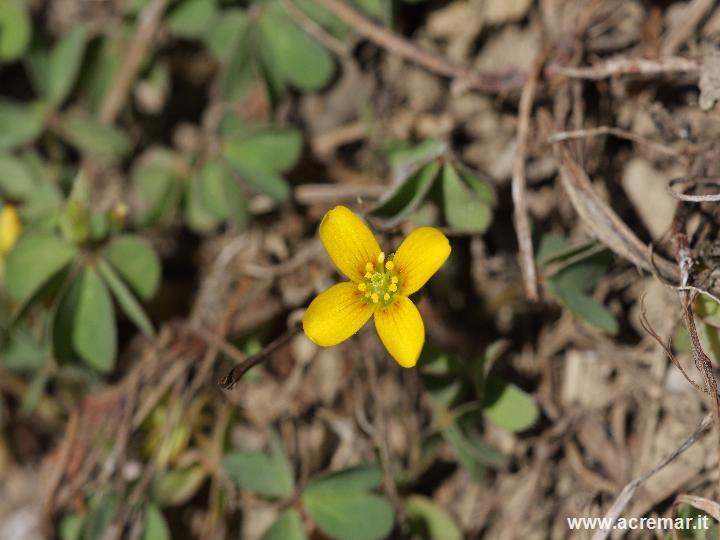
[0,205,21,255]
[391,276,399,284]
[385,260,394,271]
[377,252,385,264]
[357,283,367,292]
[389,283,397,292]
[371,293,379,303]
[383,293,390,301]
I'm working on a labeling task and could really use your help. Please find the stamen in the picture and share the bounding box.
[359,250,401,307]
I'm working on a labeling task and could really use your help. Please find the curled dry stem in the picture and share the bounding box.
[671,190,720,496]
[218,324,302,390]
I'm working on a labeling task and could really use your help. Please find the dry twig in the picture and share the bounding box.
[671,191,720,496]
[512,50,547,301]
[99,0,168,124]
[550,56,700,81]
[591,414,713,540]
[554,143,679,283]
[550,126,685,158]
[668,177,720,202]
[219,325,302,389]
[316,0,526,93]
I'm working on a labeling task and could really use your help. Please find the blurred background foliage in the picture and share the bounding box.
[0,0,515,537]
[3,0,719,538]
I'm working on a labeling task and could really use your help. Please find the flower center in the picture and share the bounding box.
[357,252,400,307]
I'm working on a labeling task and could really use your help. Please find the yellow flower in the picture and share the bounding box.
[303,206,451,368]
[0,205,21,255]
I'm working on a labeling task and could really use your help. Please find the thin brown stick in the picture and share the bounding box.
[661,0,715,56]
[671,192,720,496]
[315,0,526,93]
[99,0,168,124]
[512,50,547,301]
[550,56,700,81]
[668,177,720,202]
[638,295,705,393]
[554,143,680,283]
[41,410,79,530]
[549,126,684,158]
[219,325,302,389]
[590,413,712,540]
[184,324,248,366]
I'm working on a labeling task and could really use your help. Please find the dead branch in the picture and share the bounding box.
[549,56,700,81]
[668,177,720,202]
[315,0,527,93]
[549,126,686,158]
[671,189,720,496]
[219,325,302,389]
[591,413,713,540]
[554,143,680,283]
[512,50,547,301]
[99,0,168,124]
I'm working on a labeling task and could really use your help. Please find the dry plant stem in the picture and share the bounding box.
[294,183,386,205]
[672,197,720,497]
[672,494,720,525]
[188,277,254,396]
[668,177,720,202]
[316,0,526,93]
[241,239,324,279]
[550,126,684,158]
[99,0,168,124]
[554,143,680,283]
[550,56,700,80]
[591,413,713,540]
[639,296,704,393]
[661,0,716,55]
[185,323,248,367]
[283,0,349,56]
[512,50,547,301]
[219,325,302,389]
[41,410,79,529]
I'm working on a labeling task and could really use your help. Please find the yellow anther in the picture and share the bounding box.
[371,293,379,303]
[389,283,397,292]
[357,283,367,292]
[365,262,374,272]
[385,260,394,271]
[377,252,385,264]
[364,272,372,279]
[383,293,390,301]
[391,276,399,284]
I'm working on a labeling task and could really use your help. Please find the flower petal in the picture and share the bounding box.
[374,296,424,367]
[393,227,450,295]
[303,282,375,347]
[320,206,381,282]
